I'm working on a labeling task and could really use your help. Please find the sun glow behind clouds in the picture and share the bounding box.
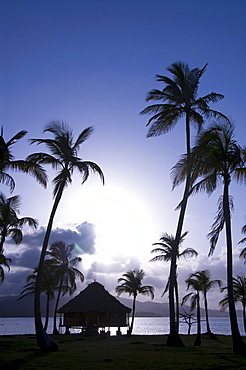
[75,185,156,263]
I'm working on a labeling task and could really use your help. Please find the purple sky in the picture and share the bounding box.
[0,0,245,310]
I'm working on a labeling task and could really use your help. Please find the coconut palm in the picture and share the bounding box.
[116,269,154,335]
[18,262,56,331]
[150,231,197,331]
[0,127,47,192]
[0,253,11,283]
[172,118,246,354]
[188,270,222,339]
[0,192,38,254]
[46,241,84,334]
[140,61,225,346]
[27,120,104,351]
[182,273,202,346]
[219,275,246,334]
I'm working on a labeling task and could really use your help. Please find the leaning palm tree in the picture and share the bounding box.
[0,127,47,192]
[116,269,154,335]
[219,275,246,334]
[182,273,202,346]
[0,192,38,254]
[27,120,104,351]
[140,61,225,346]
[18,262,56,331]
[0,253,11,283]
[187,270,222,339]
[172,118,246,354]
[46,241,84,334]
[150,231,197,331]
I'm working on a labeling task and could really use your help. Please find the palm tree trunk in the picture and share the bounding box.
[129,295,137,335]
[167,114,191,347]
[243,303,246,334]
[167,179,189,347]
[175,275,179,332]
[204,291,216,339]
[223,179,246,355]
[44,294,50,332]
[34,182,65,351]
[0,232,6,254]
[53,278,64,335]
[194,292,201,346]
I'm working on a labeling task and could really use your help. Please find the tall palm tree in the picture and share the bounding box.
[46,241,84,334]
[172,119,246,354]
[219,275,246,334]
[187,270,222,339]
[150,231,197,331]
[18,262,56,331]
[116,269,154,335]
[140,61,225,346]
[182,273,202,346]
[0,253,11,283]
[27,120,104,351]
[0,192,38,254]
[0,127,47,192]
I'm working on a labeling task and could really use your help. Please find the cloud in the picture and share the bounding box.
[21,221,97,255]
[1,222,97,297]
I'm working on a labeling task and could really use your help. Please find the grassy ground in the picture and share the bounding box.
[0,334,246,369]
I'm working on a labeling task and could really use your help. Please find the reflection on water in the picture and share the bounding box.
[0,316,244,336]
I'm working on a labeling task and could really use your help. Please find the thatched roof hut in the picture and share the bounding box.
[58,282,131,334]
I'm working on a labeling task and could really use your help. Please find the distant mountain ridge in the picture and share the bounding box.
[0,294,236,318]
[117,297,232,318]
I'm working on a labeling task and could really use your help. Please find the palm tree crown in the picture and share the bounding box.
[0,128,47,192]
[0,192,38,254]
[150,231,197,264]
[140,61,224,147]
[219,275,246,333]
[27,121,104,197]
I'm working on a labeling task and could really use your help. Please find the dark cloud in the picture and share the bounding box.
[8,247,41,269]
[21,221,96,255]
[0,269,32,297]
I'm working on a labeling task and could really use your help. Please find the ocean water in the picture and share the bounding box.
[0,316,245,336]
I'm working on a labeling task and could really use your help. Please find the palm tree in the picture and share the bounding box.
[116,269,154,335]
[27,120,104,351]
[46,241,84,334]
[150,231,197,331]
[219,275,246,334]
[18,262,56,331]
[173,118,246,354]
[0,127,47,191]
[182,273,202,346]
[140,61,225,346]
[0,192,38,254]
[0,253,11,283]
[188,270,222,339]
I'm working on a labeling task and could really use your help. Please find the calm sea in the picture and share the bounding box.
[0,316,245,336]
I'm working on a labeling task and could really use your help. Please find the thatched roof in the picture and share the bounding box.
[58,282,131,314]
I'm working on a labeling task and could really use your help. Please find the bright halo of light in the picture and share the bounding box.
[73,185,156,263]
